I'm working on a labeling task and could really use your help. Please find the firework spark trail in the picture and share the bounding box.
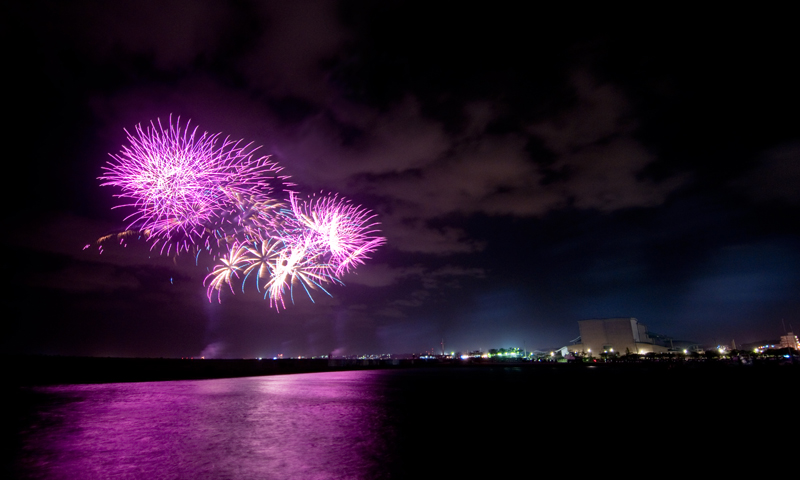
[290,192,387,276]
[204,243,249,303]
[241,239,275,293]
[262,235,339,311]
[101,116,287,254]
[99,117,385,310]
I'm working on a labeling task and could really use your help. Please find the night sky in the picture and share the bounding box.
[5,2,799,358]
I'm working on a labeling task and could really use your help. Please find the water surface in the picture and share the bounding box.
[15,371,396,479]
[11,365,794,478]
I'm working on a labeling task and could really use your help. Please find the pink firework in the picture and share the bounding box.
[98,117,386,312]
[101,116,289,253]
[261,235,338,311]
[290,192,386,276]
[203,243,249,302]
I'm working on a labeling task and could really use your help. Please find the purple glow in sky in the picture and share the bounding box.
[100,116,289,256]
[290,192,386,276]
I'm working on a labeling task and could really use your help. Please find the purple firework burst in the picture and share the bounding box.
[101,116,288,253]
[290,192,386,276]
[98,116,386,311]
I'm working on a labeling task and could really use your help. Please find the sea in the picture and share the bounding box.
[7,364,796,479]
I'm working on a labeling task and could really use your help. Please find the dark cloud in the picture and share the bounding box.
[32,262,142,293]
[57,0,238,68]
[342,264,425,288]
[239,1,350,101]
[735,142,800,204]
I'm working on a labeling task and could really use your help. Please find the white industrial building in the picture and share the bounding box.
[568,318,670,356]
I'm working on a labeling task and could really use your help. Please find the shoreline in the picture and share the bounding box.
[6,354,797,386]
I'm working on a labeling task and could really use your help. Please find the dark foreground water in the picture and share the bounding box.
[8,365,798,479]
